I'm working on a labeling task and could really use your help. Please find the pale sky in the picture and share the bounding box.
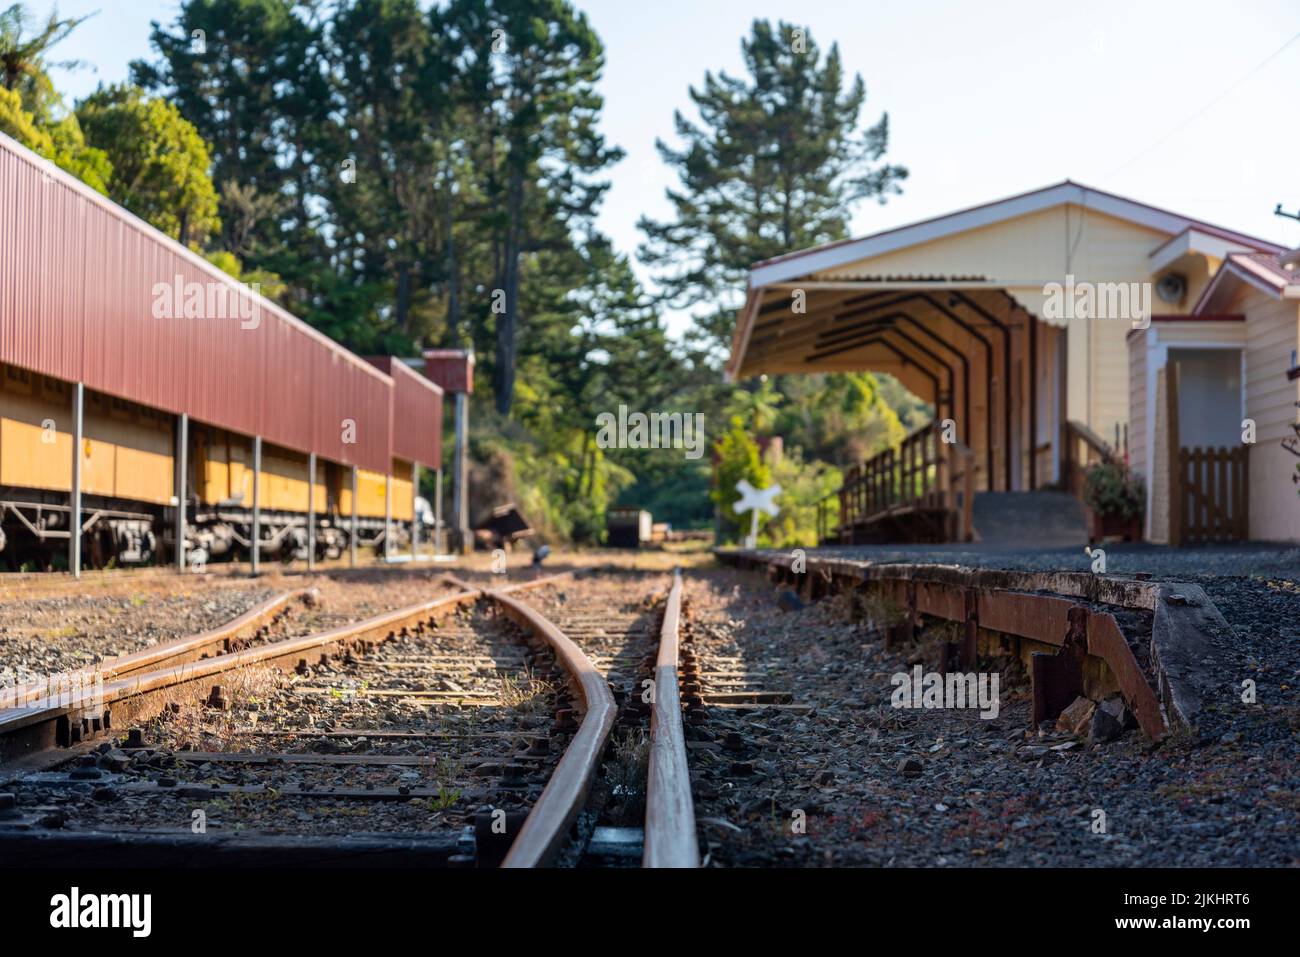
[30,0,1300,334]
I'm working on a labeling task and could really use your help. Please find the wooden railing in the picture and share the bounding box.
[1171,446,1249,544]
[1063,420,1113,499]
[817,421,975,544]
[816,490,837,545]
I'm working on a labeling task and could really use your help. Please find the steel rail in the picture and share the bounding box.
[442,569,583,596]
[0,569,585,760]
[0,588,484,763]
[493,588,617,868]
[643,568,698,867]
[0,568,642,871]
[88,589,308,681]
[1,589,305,709]
[2,568,625,869]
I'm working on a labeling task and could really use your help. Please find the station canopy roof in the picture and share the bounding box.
[727,180,1284,382]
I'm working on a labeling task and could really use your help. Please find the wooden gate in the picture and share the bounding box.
[1171,446,1249,543]
[1166,363,1249,544]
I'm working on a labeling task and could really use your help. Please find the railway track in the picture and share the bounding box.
[0,568,700,868]
[504,569,698,866]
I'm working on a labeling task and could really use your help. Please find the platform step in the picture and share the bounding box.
[972,491,1087,547]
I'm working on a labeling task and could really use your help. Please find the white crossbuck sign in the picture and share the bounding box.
[733,479,782,548]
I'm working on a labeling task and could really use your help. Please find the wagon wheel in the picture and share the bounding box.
[87,529,110,570]
[32,544,54,573]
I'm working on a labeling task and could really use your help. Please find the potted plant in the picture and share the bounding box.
[1082,461,1144,543]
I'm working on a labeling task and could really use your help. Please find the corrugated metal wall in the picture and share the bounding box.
[0,132,399,474]
[367,357,443,470]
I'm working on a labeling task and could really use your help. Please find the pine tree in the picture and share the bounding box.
[639,19,907,358]
[443,0,622,415]
[76,84,222,247]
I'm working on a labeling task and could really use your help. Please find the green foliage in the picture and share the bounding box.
[875,373,934,433]
[638,19,906,358]
[132,0,622,413]
[726,377,782,432]
[445,0,623,414]
[11,4,926,549]
[0,2,92,116]
[76,84,221,246]
[1083,461,1145,521]
[131,0,333,321]
[0,4,110,190]
[201,249,287,305]
[771,372,909,466]
[763,448,842,548]
[0,85,110,191]
[470,394,636,545]
[711,420,770,543]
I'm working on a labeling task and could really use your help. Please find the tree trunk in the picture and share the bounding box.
[443,174,460,345]
[582,434,597,498]
[494,164,525,416]
[395,264,411,335]
[571,431,594,502]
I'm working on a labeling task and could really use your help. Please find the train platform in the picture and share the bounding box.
[762,541,1300,581]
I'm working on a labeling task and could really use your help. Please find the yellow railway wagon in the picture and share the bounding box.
[260,445,328,514]
[4,361,421,569]
[194,426,413,522]
[340,467,389,519]
[390,458,414,522]
[1,364,173,504]
[335,459,413,521]
[193,425,255,508]
[194,427,330,514]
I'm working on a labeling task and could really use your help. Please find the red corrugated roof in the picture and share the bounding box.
[367,357,443,470]
[0,131,416,475]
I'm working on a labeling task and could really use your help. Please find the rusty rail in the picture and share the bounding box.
[1,589,306,711]
[493,588,617,868]
[0,569,588,758]
[0,588,489,764]
[442,570,584,596]
[0,568,659,868]
[643,568,698,867]
[102,589,307,679]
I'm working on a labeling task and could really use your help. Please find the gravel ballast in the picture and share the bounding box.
[683,565,1298,868]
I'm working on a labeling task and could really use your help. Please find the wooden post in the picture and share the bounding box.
[1059,332,1070,495]
[938,429,951,512]
[1166,362,1181,546]
[1211,447,1222,538]
[962,448,974,541]
[1239,447,1250,540]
